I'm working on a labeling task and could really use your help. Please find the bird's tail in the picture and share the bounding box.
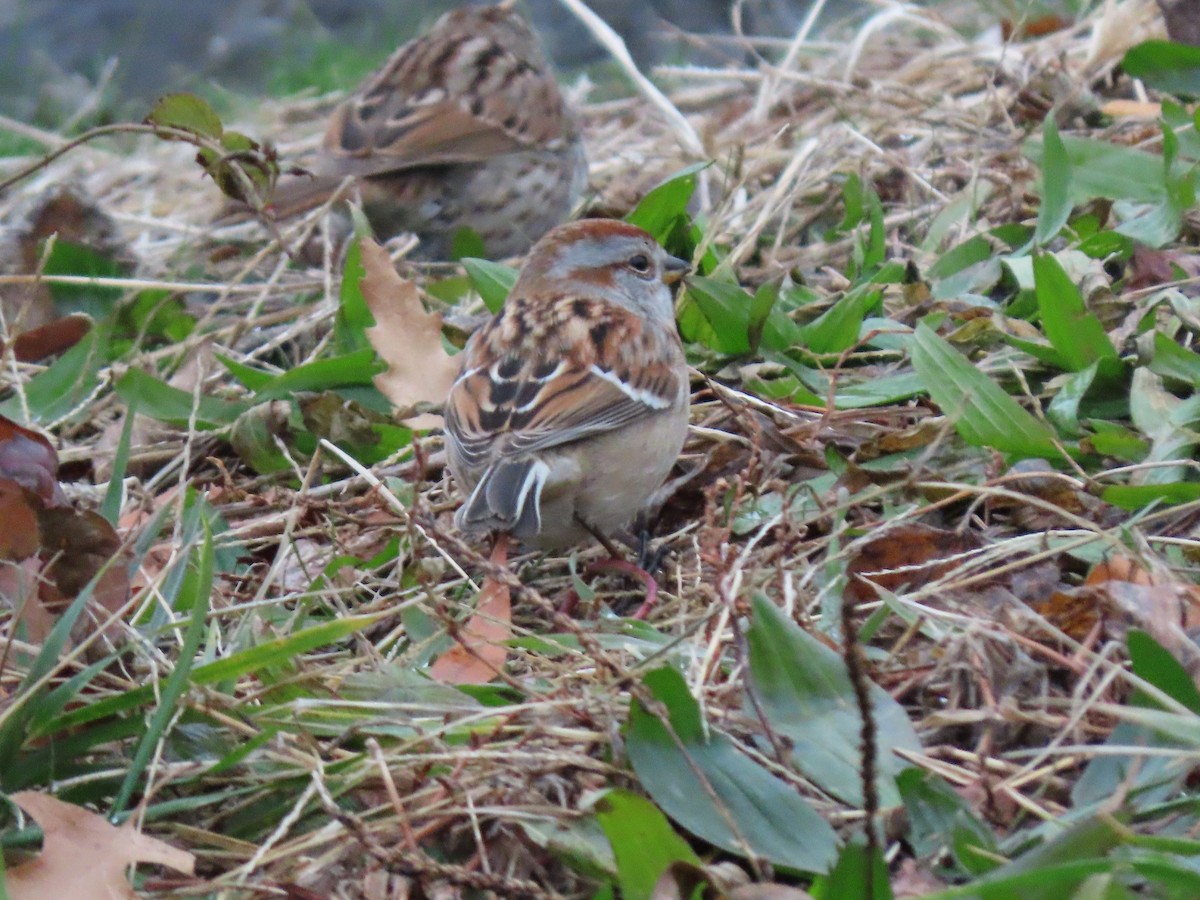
[455,459,550,539]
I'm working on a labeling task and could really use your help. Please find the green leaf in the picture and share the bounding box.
[679,276,753,354]
[216,353,276,391]
[114,369,250,428]
[1026,135,1185,206]
[2,322,108,423]
[909,323,1061,458]
[1123,40,1200,98]
[957,817,1125,900]
[1101,482,1200,508]
[747,282,779,353]
[1033,253,1118,372]
[1129,367,1197,484]
[462,258,518,313]
[335,237,372,354]
[1046,362,1098,438]
[111,521,214,815]
[897,768,999,874]
[449,227,487,260]
[594,790,700,900]
[253,349,384,400]
[746,595,922,807]
[145,92,224,139]
[625,162,708,241]
[41,240,131,319]
[1034,117,1073,246]
[229,402,293,474]
[1128,629,1200,714]
[626,666,839,872]
[796,286,881,355]
[811,837,892,900]
[1149,332,1200,385]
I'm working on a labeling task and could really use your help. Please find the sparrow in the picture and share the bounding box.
[267,1,587,259]
[445,218,690,550]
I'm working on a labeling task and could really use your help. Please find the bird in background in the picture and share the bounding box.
[263,1,587,259]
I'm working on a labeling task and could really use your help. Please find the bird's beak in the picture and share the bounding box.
[662,255,690,285]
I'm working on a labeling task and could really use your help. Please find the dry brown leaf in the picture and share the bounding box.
[4,313,92,363]
[0,415,65,507]
[1100,99,1163,119]
[360,236,459,429]
[845,522,983,605]
[0,478,40,561]
[429,537,511,684]
[5,791,195,900]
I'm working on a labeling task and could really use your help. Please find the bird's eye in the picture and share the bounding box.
[628,254,651,273]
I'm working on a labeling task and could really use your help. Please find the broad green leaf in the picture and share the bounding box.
[679,276,753,354]
[449,227,486,260]
[1034,117,1072,246]
[928,235,994,280]
[594,790,700,900]
[1101,483,1200,508]
[462,258,518,313]
[1129,629,1200,714]
[216,353,276,391]
[898,768,999,874]
[746,595,921,807]
[1033,253,1118,372]
[909,323,1061,458]
[1123,40,1200,98]
[811,838,892,900]
[2,322,107,423]
[1046,362,1098,438]
[41,240,131,319]
[1026,135,1171,205]
[626,666,839,872]
[229,402,292,474]
[796,286,881,355]
[335,237,372,354]
[145,92,224,139]
[747,281,779,353]
[114,369,249,428]
[1149,332,1200,385]
[1129,367,1197,484]
[625,162,708,241]
[950,817,1126,900]
[253,349,384,400]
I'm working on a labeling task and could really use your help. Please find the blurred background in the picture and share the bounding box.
[0,0,922,124]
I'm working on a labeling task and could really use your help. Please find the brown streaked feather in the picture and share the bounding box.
[445,295,685,475]
[319,6,575,177]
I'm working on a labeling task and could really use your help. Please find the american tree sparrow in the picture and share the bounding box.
[445,218,690,549]
[268,1,587,259]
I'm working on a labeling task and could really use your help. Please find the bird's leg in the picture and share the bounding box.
[574,514,662,620]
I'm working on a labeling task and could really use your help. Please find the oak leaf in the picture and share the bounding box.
[5,792,195,900]
[360,237,459,428]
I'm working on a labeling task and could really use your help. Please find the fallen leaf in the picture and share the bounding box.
[4,313,92,363]
[1099,99,1163,119]
[0,478,40,561]
[360,237,459,428]
[1126,245,1177,291]
[430,536,511,684]
[845,522,983,605]
[0,415,65,507]
[6,791,194,900]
